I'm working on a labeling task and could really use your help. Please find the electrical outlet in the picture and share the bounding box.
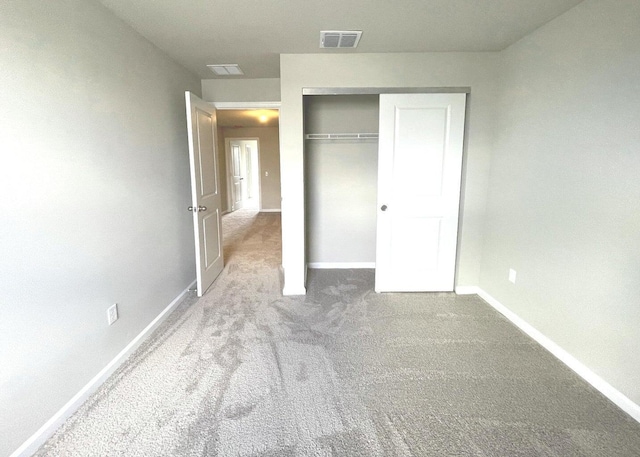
[107,303,119,325]
[508,269,517,284]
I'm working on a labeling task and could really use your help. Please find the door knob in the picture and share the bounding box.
[198,206,207,212]
[188,206,195,212]
[187,206,207,212]
[381,204,388,211]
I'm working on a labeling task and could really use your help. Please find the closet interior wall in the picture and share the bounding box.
[304,95,379,268]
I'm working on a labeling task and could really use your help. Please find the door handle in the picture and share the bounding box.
[380,204,388,211]
[187,206,207,212]
[198,206,207,212]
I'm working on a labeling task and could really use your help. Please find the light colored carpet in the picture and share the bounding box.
[36,210,640,456]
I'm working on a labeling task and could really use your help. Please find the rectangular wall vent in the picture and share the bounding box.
[207,64,244,76]
[320,31,362,48]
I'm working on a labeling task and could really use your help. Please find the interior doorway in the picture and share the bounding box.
[227,138,260,211]
[214,104,281,215]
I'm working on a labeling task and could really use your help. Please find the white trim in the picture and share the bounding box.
[259,209,281,213]
[282,285,307,296]
[10,280,197,457]
[281,265,307,296]
[213,101,281,110]
[476,287,640,424]
[455,286,480,295]
[303,87,471,96]
[307,262,376,269]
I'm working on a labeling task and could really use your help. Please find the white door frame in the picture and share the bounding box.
[225,137,262,211]
[298,88,470,293]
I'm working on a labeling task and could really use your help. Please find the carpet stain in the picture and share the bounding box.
[224,401,258,420]
[296,362,309,382]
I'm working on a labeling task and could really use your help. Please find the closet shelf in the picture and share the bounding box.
[305,133,379,140]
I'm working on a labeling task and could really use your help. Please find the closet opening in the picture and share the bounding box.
[303,94,380,272]
[302,90,468,292]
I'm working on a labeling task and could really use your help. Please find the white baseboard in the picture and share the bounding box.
[476,287,640,424]
[307,262,376,269]
[10,280,197,457]
[259,209,281,213]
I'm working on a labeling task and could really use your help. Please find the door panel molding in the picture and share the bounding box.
[375,93,467,292]
[185,91,224,296]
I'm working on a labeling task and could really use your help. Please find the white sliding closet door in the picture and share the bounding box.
[375,93,466,292]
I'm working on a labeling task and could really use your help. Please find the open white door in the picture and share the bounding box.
[230,142,244,210]
[185,91,224,296]
[375,93,466,292]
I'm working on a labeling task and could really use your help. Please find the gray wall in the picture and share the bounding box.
[304,95,379,264]
[219,127,282,212]
[280,52,501,294]
[202,78,281,102]
[0,1,201,455]
[480,0,640,405]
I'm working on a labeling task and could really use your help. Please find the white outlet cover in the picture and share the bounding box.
[107,304,119,325]
[509,269,517,284]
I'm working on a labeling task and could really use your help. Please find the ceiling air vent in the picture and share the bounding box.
[320,31,362,49]
[207,64,244,76]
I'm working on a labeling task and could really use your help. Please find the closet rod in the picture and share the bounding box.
[305,133,379,140]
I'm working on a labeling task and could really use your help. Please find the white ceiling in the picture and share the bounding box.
[97,0,584,79]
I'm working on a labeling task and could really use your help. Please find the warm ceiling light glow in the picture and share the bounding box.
[246,110,278,124]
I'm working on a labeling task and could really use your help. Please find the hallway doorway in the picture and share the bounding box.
[227,138,260,211]
[214,106,281,215]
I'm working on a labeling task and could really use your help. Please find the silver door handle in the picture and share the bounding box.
[187,206,207,212]
[198,206,207,212]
